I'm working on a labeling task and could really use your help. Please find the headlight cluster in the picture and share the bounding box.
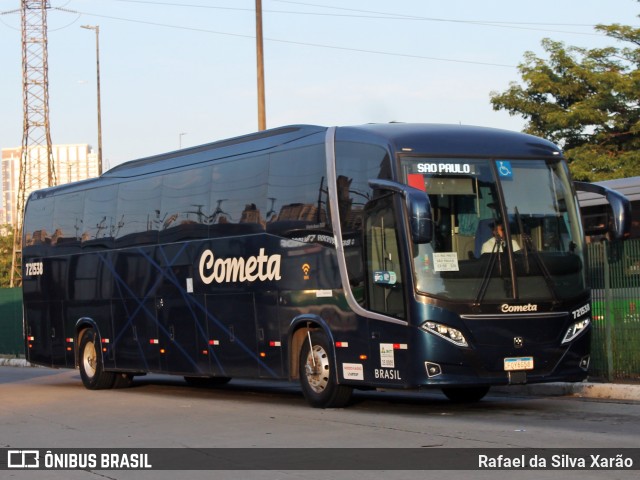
[562,318,590,344]
[421,321,468,347]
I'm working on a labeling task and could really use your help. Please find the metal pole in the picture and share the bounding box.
[95,25,103,175]
[82,25,103,175]
[603,242,614,381]
[255,0,266,131]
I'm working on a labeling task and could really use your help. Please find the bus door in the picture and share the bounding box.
[111,251,160,372]
[255,291,283,378]
[24,300,67,367]
[205,293,260,378]
[155,245,208,375]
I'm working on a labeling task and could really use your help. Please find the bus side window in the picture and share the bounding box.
[363,195,405,320]
[265,144,328,236]
[160,166,211,241]
[210,155,269,236]
[82,186,117,249]
[116,176,162,246]
[23,197,54,257]
[52,192,84,252]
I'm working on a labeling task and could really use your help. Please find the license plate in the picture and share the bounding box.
[504,356,534,371]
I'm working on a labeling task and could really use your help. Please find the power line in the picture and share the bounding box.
[52,6,517,68]
[106,0,611,37]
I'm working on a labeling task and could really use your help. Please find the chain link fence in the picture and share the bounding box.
[0,288,23,356]
[588,239,640,382]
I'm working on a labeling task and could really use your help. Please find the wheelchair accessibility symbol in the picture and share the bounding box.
[497,161,513,179]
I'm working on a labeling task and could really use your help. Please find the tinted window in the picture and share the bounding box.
[116,176,162,246]
[209,155,268,237]
[161,166,212,241]
[82,186,117,248]
[23,197,54,256]
[335,141,392,296]
[52,191,84,252]
[266,144,328,238]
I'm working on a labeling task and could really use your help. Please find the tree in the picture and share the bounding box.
[490,22,640,181]
[0,228,14,288]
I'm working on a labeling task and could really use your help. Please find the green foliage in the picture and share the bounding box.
[0,228,15,288]
[490,22,640,181]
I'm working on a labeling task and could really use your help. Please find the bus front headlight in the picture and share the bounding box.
[420,321,468,347]
[562,318,590,344]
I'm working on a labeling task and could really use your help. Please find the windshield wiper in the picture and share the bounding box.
[514,207,559,305]
[515,207,530,274]
[473,226,510,307]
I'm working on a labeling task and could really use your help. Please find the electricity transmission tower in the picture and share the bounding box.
[10,0,57,287]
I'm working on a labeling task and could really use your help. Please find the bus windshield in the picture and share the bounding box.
[400,157,586,302]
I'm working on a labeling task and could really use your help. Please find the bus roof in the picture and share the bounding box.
[30,123,564,200]
[103,124,327,178]
[335,123,563,158]
[577,176,640,207]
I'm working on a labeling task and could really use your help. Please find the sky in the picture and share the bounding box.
[0,0,639,170]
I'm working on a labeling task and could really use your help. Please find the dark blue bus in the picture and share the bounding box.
[21,124,630,407]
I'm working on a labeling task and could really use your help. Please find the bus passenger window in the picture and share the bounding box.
[160,166,211,241]
[82,186,117,248]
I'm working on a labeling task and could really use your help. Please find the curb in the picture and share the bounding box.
[0,358,32,368]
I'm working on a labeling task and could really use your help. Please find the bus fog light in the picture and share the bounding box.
[420,321,468,347]
[579,355,590,371]
[562,318,590,344]
[425,361,442,377]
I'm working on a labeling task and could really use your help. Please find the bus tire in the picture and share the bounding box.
[299,331,352,408]
[78,328,115,390]
[441,386,490,403]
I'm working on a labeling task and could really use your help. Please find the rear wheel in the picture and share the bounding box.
[441,386,490,403]
[78,328,115,390]
[299,331,352,408]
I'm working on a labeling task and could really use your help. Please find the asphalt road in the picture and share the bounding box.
[1,366,639,480]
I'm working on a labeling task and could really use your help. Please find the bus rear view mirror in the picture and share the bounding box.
[574,181,631,240]
[368,179,433,244]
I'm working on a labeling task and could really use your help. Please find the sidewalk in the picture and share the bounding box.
[493,382,640,402]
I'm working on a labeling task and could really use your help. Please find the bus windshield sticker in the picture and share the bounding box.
[432,252,460,272]
[407,173,426,191]
[496,160,513,179]
[373,271,397,285]
[315,290,333,298]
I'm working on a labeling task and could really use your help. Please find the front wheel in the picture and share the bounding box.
[78,328,115,390]
[299,331,352,408]
[441,386,490,403]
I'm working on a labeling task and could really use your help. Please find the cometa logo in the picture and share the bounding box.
[198,248,282,284]
[501,303,538,313]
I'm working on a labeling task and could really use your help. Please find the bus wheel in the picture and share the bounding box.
[299,331,352,408]
[78,328,115,390]
[441,386,490,403]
